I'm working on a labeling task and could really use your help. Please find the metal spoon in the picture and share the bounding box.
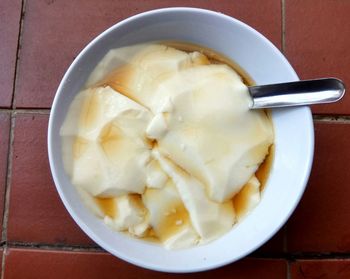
[249,78,345,109]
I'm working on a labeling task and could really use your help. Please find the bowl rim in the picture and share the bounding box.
[48,7,314,273]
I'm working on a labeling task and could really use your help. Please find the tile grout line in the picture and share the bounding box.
[0,114,16,279]
[281,0,286,53]
[10,0,26,110]
[313,115,350,123]
[0,108,51,114]
[1,114,16,243]
[0,247,6,279]
[5,242,102,253]
[286,260,291,279]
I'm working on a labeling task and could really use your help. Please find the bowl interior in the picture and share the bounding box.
[48,8,314,273]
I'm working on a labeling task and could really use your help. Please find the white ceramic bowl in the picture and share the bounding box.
[48,7,314,273]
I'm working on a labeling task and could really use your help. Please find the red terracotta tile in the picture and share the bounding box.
[4,248,287,279]
[0,113,11,238]
[285,0,350,115]
[7,113,93,245]
[286,122,350,252]
[291,260,350,279]
[15,0,281,108]
[0,0,22,107]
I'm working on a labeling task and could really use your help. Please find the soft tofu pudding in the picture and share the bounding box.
[60,43,274,249]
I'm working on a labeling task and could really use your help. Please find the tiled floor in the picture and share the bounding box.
[287,122,350,252]
[285,0,350,115]
[0,0,349,278]
[0,0,21,108]
[3,249,287,279]
[290,259,350,279]
[8,114,93,245]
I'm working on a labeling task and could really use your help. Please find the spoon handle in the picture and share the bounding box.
[249,78,345,109]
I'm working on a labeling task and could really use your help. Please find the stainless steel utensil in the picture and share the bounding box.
[249,78,345,109]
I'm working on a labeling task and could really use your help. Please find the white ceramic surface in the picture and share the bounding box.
[48,7,314,273]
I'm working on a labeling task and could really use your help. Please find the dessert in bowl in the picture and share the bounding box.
[48,8,314,272]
